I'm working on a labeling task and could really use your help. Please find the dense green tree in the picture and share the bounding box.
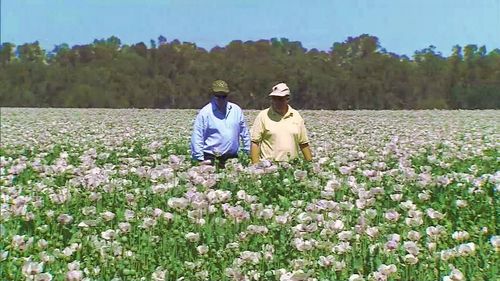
[0,43,16,66]
[0,35,499,109]
[17,42,46,63]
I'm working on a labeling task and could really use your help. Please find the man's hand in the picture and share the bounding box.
[200,160,212,165]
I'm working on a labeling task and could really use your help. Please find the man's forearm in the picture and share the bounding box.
[251,142,261,164]
[299,143,312,161]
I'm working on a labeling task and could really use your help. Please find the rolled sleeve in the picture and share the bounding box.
[239,113,251,153]
[190,113,205,160]
[250,113,264,143]
[298,118,309,144]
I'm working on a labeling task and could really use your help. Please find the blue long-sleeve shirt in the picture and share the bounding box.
[190,99,251,161]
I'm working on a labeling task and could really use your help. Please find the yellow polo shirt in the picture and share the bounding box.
[251,106,309,161]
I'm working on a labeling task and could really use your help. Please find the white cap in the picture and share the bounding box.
[269,83,290,97]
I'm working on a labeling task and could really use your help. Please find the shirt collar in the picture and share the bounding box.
[270,105,293,119]
[211,98,232,114]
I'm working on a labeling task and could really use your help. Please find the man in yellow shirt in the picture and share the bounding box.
[250,82,313,164]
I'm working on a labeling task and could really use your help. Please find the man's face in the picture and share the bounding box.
[213,92,228,108]
[271,96,289,110]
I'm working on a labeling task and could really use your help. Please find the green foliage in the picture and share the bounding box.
[1,35,499,109]
[452,84,500,109]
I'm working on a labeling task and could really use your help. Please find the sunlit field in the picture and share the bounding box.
[1,108,498,281]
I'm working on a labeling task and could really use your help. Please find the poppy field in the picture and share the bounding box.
[1,108,498,281]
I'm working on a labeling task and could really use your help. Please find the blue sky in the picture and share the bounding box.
[2,0,499,57]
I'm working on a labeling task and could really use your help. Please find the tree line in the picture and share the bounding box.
[0,34,499,109]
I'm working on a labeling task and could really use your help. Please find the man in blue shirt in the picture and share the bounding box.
[190,80,251,168]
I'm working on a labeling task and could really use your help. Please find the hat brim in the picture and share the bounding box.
[269,92,289,97]
[213,88,230,93]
